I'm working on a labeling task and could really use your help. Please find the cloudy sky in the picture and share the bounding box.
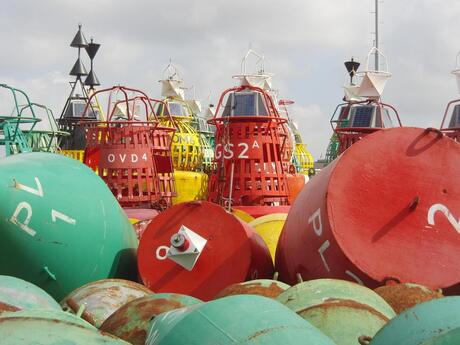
[1,0,460,158]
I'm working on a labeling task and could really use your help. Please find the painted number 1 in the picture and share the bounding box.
[10,177,76,237]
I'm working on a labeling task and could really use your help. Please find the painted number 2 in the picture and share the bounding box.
[427,203,460,234]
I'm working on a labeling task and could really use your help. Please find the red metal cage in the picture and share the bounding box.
[80,86,176,208]
[331,99,402,156]
[207,84,291,207]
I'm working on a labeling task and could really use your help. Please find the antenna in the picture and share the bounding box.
[241,49,265,75]
[374,0,379,70]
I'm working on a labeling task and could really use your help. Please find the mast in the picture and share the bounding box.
[374,0,379,70]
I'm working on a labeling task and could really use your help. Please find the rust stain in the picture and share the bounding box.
[100,314,130,332]
[100,296,188,345]
[374,284,443,314]
[137,299,183,320]
[0,302,20,313]
[247,325,292,341]
[215,282,284,299]
[65,297,96,326]
[117,327,147,345]
[299,298,390,322]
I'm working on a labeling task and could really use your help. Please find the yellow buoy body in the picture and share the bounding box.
[294,143,314,174]
[249,213,288,262]
[59,149,85,162]
[159,118,203,171]
[232,209,256,223]
[172,170,208,205]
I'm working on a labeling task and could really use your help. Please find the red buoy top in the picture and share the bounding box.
[138,201,273,300]
[276,127,460,289]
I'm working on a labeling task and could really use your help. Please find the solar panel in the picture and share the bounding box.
[168,102,184,116]
[449,104,460,128]
[233,93,256,116]
[351,106,373,127]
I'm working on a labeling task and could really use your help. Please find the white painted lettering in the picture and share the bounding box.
[318,240,331,272]
[238,143,249,159]
[10,202,36,237]
[14,177,44,197]
[308,208,323,236]
[51,209,76,226]
[428,203,460,234]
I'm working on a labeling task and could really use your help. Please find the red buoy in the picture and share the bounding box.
[138,201,274,300]
[207,83,291,207]
[276,127,460,290]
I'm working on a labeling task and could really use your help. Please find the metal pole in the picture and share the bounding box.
[374,0,379,71]
[227,161,235,212]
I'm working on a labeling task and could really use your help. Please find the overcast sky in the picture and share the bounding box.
[1,0,460,158]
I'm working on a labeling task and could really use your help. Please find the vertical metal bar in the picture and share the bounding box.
[227,161,235,212]
[375,0,379,71]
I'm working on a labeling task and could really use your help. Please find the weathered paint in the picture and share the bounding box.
[0,275,60,314]
[249,213,287,261]
[0,309,95,329]
[100,293,202,345]
[214,279,290,299]
[277,279,396,345]
[0,316,131,344]
[276,127,460,290]
[61,279,152,328]
[374,283,443,314]
[370,296,460,345]
[147,295,336,345]
[0,153,138,301]
[172,170,208,205]
[138,201,274,301]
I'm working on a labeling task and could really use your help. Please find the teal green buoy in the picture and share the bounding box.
[0,309,95,329]
[0,275,60,313]
[146,295,336,345]
[0,153,138,300]
[0,315,131,344]
[369,296,460,345]
[420,327,460,345]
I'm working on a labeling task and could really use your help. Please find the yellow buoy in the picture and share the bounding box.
[232,209,256,223]
[59,149,85,162]
[294,140,314,174]
[249,213,288,262]
[172,170,208,205]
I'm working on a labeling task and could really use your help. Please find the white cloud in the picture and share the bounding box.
[0,0,459,158]
[290,103,331,158]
